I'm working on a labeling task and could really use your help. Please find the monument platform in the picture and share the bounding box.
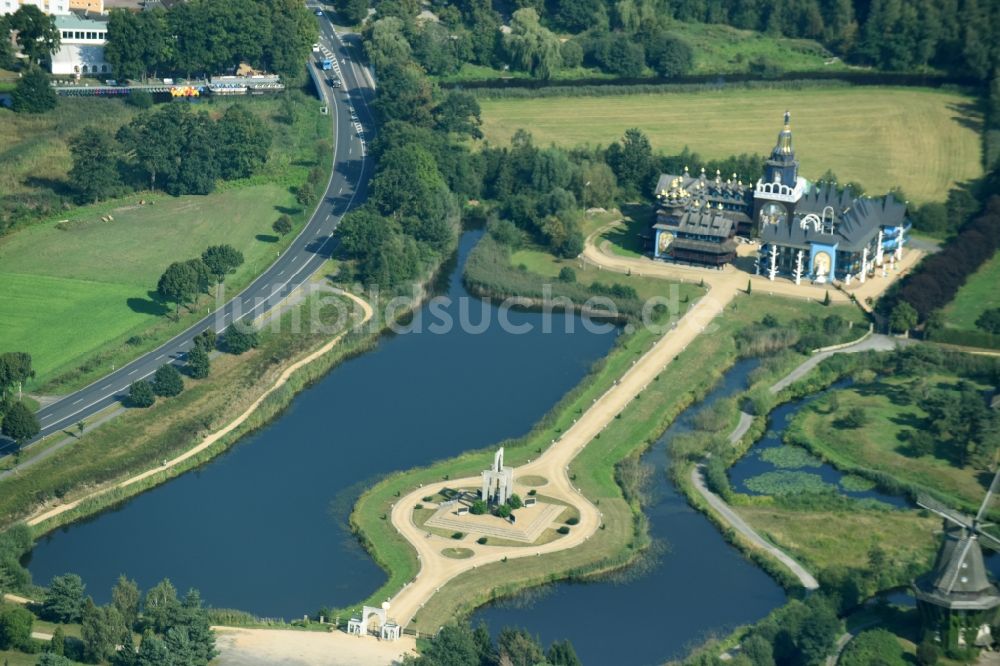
[425,501,564,543]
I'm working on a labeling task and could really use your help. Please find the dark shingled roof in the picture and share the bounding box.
[760,185,907,253]
[914,528,1000,611]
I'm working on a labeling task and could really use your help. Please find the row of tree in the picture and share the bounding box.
[359,4,694,82]
[39,573,216,665]
[69,103,272,203]
[402,620,580,666]
[103,0,315,83]
[883,183,1000,325]
[156,245,246,316]
[355,0,999,81]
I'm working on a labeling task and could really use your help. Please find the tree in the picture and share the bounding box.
[0,605,32,650]
[605,128,653,194]
[976,307,1000,334]
[433,91,483,139]
[152,364,183,398]
[889,301,918,334]
[43,574,86,623]
[82,599,127,663]
[840,628,905,666]
[497,627,545,666]
[223,322,259,355]
[504,9,562,79]
[201,245,245,283]
[136,630,171,666]
[11,66,57,114]
[69,129,123,204]
[186,257,211,295]
[470,500,487,515]
[215,105,272,180]
[1,402,40,446]
[9,4,59,64]
[272,215,293,236]
[558,267,577,283]
[547,639,582,666]
[193,329,217,352]
[185,346,210,380]
[508,493,523,509]
[157,261,199,316]
[652,34,694,78]
[50,625,66,656]
[38,655,74,666]
[337,0,369,24]
[416,622,480,666]
[143,579,179,634]
[129,380,156,408]
[113,575,141,631]
[0,352,33,399]
[0,16,14,70]
[916,639,940,665]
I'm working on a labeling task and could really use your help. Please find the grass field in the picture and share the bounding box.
[792,375,994,511]
[478,86,982,203]
[941,251,1000,331]
[0,94,332,390]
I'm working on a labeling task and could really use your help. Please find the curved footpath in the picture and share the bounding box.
[25,290,373,529]
[691,333,908,591]
[384,223,917,629]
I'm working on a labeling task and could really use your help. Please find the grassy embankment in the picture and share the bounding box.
[1,280,367,536]
[940,250,1000,332]
[348,231,868,632]
[477,86,982,203]
[0,93,332,393]
[437,20,850,84]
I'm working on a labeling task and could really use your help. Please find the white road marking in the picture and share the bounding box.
[128,369,138,375]
[155,354,165,360]
[72,399,83,405]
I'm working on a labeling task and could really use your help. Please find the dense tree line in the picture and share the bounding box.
[104,0,315,83]
[883,187,1000,324]
[38,573,216,665]
[67,104,271,204]
[348,0,996,82]
[402,620,581,666]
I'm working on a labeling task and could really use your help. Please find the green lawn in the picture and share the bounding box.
[941,250,1000,331]
[478,86,982,203]
[793,375,993,510]
[0,94,332,391]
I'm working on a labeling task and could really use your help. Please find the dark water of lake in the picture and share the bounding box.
[25,230,620,619]
[472,359,788,666]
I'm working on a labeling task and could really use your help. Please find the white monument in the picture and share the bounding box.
[481,447,514,506]
[347,603,401,640]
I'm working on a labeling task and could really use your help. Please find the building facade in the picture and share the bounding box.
[50,13,111,75]
[1,0,103,15]
[650,112,910,285]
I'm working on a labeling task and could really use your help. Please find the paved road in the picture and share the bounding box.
[692,464,820,590]
[9,15,376,452]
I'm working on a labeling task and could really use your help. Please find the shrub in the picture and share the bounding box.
[565,517,579,525]
[496,504,511,518]
[840,629,905,666]
[273,214,293,236]
[477,537,487,545]
[128,380,156,408]
[224,322,260,355]
[527,489,537,496]
[126,89,153,108]
[0,605,32,650]
[422,496,433,502]
[186,345,211,379]
[558,267,576,283]
[557,526,570,534]
[470,500,487,515]
[414,504,423,510]
[193,328,217,352]
[152,364,184,397]
[451,532,463,540]
[840,406,869,428]
[508,493,523,509]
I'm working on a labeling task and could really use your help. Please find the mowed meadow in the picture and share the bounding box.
[0,94,331,390]
[478,86,982,203]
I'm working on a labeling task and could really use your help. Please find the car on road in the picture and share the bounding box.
[315,9,323,15]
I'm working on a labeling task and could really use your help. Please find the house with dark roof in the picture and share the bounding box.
[649,112,911,284]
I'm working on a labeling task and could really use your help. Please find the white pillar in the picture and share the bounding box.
[875,230,884,266]
[895,227,904,261]
[794,249,804,285]
[768,244,778,281]
[845,273,852,286]
[860,247,869,284]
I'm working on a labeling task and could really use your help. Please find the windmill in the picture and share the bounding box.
[912,468,1000,650]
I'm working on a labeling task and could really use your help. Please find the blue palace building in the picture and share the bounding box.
[650,112,910,286]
